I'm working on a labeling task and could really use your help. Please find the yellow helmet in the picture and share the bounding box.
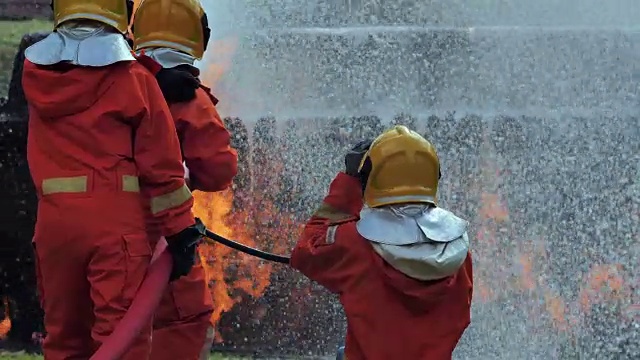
[52,0,133,33]
[132,0,210,59]
[360,125,441,208]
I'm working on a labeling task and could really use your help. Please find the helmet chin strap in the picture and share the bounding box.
[359,157,372,193]
[126,0,134,24]
[201,12,211,51]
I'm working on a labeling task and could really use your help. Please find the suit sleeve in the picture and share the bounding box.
[172,88,238,192]
[133,66,195,237]
[290,173,367,293]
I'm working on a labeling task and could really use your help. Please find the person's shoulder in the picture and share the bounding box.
[175,86,218,113]
[193,86,215,107]
[110,60,155,81]
[196,85,220,105]
[324,216,363,247]
[168,86,207,116]
[328,215,358,226]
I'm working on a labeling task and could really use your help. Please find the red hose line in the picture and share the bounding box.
[90,229,289,359]
[90,238,172,360]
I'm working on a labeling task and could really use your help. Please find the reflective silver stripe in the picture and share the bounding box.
[325,225,339,244]
[374,195,436,204]
[150,184,192,215]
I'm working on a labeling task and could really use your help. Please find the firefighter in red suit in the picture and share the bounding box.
[22,1,205,358]
[131,1,238,359]
[291,125,474,360]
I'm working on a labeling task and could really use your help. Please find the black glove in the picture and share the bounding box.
[344,139,373,177]
[155,68,200,104]
[165,218,207,282]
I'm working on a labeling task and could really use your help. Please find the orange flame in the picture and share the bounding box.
[473,133,634,334]
[0,297,10,339]
[204,37,238,91]
[579,264,626,313]
[192,189,277,342]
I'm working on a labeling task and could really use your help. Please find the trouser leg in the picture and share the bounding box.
[88,232,153,360]
[33,239,93,360]
[151,312,213,360]
[151,260,214,360]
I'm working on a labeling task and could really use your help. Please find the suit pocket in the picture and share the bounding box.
[121,233,153,306]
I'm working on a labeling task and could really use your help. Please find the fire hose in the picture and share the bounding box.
[90,231,290,360]
[202,229,290,264]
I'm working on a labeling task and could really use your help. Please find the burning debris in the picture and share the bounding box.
[0,298,11,340]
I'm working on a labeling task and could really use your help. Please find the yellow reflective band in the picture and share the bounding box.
[42,175,141,195]
[150,184,192,215]
[122,175,140,192]
[42,176,87,195]
[313,203,352,222]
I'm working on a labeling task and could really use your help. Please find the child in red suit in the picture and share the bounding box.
[291,126,473,360]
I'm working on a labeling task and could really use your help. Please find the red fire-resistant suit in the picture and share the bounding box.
[150,86,238,360]
[291,173,473,360]
[23,60,194,360]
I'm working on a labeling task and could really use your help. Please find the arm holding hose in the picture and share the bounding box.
[290,140,372,293]
[290,173,367,293]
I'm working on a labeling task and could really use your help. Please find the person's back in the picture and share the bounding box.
[291,126,473,360]
[25,56,171,225]
[23,1,204,358]
[318,219,472,359]
[169,88,237,191]
[130,1,238,358]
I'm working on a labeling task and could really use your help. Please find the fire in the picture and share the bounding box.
[0,297,10,339]
[579,264,626,313]
[544,292,571,331]
[192,189,277,341]
[473,137,510,302]
[204,37,238,91]
[473,132,634,334]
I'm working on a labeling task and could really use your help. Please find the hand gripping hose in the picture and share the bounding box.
[91,232,289,360]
